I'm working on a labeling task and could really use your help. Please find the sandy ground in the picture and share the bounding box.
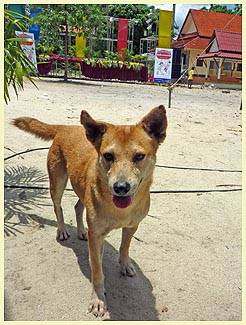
[4,78,242,321]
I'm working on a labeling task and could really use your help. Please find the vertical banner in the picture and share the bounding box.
[8,4,26,19]
[15,31,37,68]
[75,34,86,58]
[154,48,173,83]
[158,10,173,49]
[117,18,128,61]
[29,7,43,42]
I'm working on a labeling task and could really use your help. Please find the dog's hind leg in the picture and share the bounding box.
[48,145,69,241]
[74,199,88,240]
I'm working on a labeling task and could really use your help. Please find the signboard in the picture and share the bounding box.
[15,31,37,68]
[154,48,173,83]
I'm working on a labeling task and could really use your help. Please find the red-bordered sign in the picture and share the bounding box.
[156,49,172,60]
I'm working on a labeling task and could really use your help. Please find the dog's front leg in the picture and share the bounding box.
[88,230,107,317]
[119,226,138,277]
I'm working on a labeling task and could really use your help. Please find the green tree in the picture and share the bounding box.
[4,9,37,103]
[210,4,233,13]
[31,4,107,80]
[233,4,242,15]
[201,4,242,15]
[201,4,233,14]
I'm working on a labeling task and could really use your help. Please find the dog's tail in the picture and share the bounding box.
[12,117,60,141]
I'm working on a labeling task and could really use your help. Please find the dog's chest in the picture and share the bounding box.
[105,205,148,230]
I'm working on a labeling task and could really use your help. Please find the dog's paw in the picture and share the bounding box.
[77,229,88,241]
[119,260,136,277]
[88,295,108,318]
[56,229,70,241]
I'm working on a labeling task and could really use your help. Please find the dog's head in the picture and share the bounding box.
[81,106,167,209]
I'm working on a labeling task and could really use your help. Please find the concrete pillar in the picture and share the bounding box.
[217,58,223,80]
[205,59,210,79]
[181,51,185,72]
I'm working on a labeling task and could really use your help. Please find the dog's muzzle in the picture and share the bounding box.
[112,181,132,208]
[113,181,131,196]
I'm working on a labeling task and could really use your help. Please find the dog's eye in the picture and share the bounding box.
[133,153,145,162]
[103,152,114,162]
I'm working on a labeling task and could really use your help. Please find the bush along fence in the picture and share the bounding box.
[37,54,148,82]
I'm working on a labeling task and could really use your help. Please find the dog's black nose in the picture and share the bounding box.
[113,181,131,195]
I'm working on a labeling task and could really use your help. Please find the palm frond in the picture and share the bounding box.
[4,9,37,103]
[4,165,50,236]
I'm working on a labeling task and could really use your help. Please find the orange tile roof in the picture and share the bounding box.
[191,9,242,38]
[172,36,209,49]
[199,30,242,60]
[173,9,242,51]
[199,52,242,60]
[214,30,242,53]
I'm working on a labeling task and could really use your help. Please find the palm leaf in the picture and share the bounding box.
[4,9,37,103]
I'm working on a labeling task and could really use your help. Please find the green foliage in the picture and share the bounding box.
[124,48,134,62]
[233,4,242,15]
[105,4,158,25]
[36,43,55,61]
[124,49,147,62]
[68,45,76,57]
[31,5,107,54]
[83,46,104,59]
[209,4,232,13]
[105,4,159,53]
[104,50,119,61]
[4,9,37,104]
[84,57,145,71]
[31,5,159,58]
[83,46,91,58]
[84,47,147,64]
[130,53,148,63]
[201,4,242,15]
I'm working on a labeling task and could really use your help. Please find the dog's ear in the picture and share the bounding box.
[80,110,107,145]
[140,105,167,144]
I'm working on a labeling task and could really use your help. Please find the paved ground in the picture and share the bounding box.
[4,78,242,320]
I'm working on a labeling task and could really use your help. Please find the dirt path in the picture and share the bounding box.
[4,79,242,320]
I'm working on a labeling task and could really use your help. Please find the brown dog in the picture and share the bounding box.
[13,105,168,317]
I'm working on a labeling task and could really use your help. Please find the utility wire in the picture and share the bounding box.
[4,147,50,161]
[155,164,241,173]
[4,184,242,194]
[4,147,241,173]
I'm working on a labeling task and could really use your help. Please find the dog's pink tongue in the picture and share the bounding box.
[113,195,132,208]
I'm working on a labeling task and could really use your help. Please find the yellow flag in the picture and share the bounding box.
[75,34,86,58]
[158,10,173,48]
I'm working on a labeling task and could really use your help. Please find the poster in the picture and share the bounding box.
[154,48,173,83]
[15,31,37,68]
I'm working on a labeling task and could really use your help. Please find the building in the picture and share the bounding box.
[199,30,242,83]
[172,9,242,82]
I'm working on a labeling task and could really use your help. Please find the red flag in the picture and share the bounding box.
[117,18,128,61]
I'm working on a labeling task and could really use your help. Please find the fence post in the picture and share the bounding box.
[168,86,172,108]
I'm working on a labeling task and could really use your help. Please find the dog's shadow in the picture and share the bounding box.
[60,225,159,321]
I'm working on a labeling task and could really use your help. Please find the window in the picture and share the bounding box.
[223,62,232,70]
[196,59,203,67]
[209,61,215,69]
[237,63,242,72]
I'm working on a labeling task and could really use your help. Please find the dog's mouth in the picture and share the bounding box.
[112,195,132,209]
